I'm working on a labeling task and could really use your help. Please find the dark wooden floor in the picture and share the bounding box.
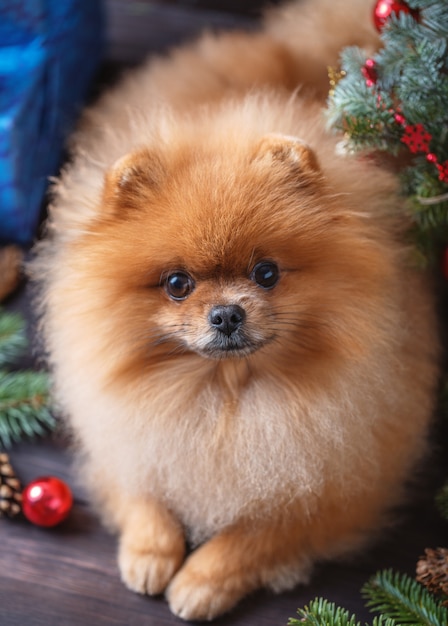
[2,2,448,624]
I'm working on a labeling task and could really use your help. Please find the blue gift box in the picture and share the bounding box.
[0,0,103,245]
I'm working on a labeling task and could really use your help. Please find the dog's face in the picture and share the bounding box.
[158,257,280,359]
[76,133,395,379]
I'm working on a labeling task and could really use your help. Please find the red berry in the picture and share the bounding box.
[362,58,378,87]
[436,161,448,183]
[22,477,73,527]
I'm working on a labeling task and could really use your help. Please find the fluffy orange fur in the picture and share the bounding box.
[31,0,440,621]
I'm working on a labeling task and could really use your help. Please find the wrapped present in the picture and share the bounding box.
[0,0,103,245]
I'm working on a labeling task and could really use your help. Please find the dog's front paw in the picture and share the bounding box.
[117,498,185,596]
[119,540,185,596]
[167,567,242,622]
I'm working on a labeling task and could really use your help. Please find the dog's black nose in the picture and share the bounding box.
[209,304,246,336]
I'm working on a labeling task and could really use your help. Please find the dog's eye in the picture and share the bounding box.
[165,271,195,300]
[251,261,279,289]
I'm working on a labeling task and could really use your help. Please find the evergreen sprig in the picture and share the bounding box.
[362,569,448,625]
[290,571,448,626]
[288,597,396,626]
[0,309,27,368]
[0,308,55,448]
[0,370,54,448]
[327,0,448,264]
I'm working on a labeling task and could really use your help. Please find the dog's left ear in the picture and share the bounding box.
[252,134,321,184]
[102,148,165,215]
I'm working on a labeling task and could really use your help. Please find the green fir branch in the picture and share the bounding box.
[419,0,448,38]
[376,13,421,92]
[0,308,56,447]
[327,0,448,266]
[290,570,448,626]
[0,308,27,367]
[288,597,397,626]
[0,370,55,448]
[362,569,448,626]
[288,598,362,626]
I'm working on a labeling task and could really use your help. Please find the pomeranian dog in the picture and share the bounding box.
[32,0,440,621]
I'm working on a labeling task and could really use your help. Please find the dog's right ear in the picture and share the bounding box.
[102,148,164,214]
[251,134,322,188]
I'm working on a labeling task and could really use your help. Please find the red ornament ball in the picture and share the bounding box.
[22,476,73,527]
[373,0,417,32]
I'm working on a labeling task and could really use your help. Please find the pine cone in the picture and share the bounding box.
[0,245,24,302]
[416,547,448,606]
[0,453,22,518]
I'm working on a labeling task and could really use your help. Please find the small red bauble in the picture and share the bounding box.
[22,476,73,527]
[373,0,417,32]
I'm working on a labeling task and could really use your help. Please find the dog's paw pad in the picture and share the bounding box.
[119,544,183,596]
[167,569,239,621]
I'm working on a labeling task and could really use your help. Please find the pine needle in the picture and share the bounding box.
[289,597,397,626]
[327,0,448,266]
[0,308,56,447]
[0,370,55,448]
[0,309,27,367]
[289,598,362,626]
[362,569,448,625]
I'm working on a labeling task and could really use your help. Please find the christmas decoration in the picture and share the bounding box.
[416,548,448,606]
[373,0,418,32]
[289,570,448,625]
[1,450,73,527]
[0,308,54,448]
[361,58,377,87]
[0,223,66,530]
[401,123,432,154]
[363,569,448,623]
[0,307,26,368]
[22,476,73,527]
[328,66,346,98]
[0,452,22,518]
[328,0,448,266]
[0,246,23,302]
[436,161,448,184]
